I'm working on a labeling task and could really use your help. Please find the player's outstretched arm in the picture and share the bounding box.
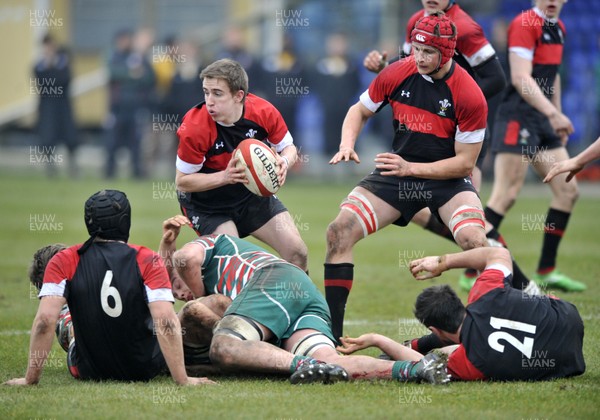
[337,334,423,362]
[330,102,374,165]
[149,301,216,386]
[410,247,512,279]
[159,215,190,272]
[544,136,600,183]
[4,296,65,386]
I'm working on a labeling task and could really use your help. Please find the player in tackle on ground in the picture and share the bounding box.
[160,215,450,385]
[338,246,585,381]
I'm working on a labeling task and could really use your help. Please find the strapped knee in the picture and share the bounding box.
[340,191,379,237]
[213,314,264,341]
[448,205,485,240]
[291,332,335,358]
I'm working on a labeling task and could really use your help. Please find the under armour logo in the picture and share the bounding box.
[401,90,410,97]
[415,34,426,42]
[246,129,257,138]
[215,142,224,149]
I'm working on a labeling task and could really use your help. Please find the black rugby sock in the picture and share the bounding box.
[324,263,354,342]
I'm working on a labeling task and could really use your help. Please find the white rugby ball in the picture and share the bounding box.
[234,139,281,197]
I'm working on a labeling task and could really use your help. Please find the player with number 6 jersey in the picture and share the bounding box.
[4,190,214,387]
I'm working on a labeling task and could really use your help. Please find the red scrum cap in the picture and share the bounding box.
[410,12,457,70]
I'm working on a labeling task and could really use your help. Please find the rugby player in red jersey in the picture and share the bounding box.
[339,246,585,381]
[325,12,492,341]
[175,59,307,271]
[486,0,586,292]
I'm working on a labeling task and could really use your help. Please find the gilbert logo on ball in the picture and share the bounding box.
[234,139,281,197]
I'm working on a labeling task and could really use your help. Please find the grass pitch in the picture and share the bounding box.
[1,171,599,419]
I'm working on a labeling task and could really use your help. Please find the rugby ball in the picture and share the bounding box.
[234,139,281,197]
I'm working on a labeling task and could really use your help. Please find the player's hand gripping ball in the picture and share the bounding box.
[234,139,281,197]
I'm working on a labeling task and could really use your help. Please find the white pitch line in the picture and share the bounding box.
[0,330,30,336]
[344,319,421,326]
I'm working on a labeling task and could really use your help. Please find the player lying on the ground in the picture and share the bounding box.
[5,190,214,386]
[159,215,450,384]
[337,247,585,381]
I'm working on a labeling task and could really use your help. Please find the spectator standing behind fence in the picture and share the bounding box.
[104,28,156,179]
[33,34,79,177]
[312,33,361,156]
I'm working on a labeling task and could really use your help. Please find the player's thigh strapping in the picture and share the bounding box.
[356,171,479,227]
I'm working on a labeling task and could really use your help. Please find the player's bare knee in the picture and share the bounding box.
[456,230,487,250]
[287,241,308,271]
[326,219,354,258]
[558,183,579,208]
[209,336,235,367]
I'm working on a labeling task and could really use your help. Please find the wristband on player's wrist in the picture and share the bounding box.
[437,255,448,273]
[281,156,289,169]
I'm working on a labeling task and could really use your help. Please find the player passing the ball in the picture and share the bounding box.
[175,58,308,271]
[339,247,585,381]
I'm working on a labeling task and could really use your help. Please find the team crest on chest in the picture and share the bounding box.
[438,99,451,116]
[246,128,257,138]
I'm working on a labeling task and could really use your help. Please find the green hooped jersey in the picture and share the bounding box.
[194,234,290,299]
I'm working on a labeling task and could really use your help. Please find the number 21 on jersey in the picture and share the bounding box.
[487,316,537,359]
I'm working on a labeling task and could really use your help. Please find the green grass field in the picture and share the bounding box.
[1,171,599,419]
